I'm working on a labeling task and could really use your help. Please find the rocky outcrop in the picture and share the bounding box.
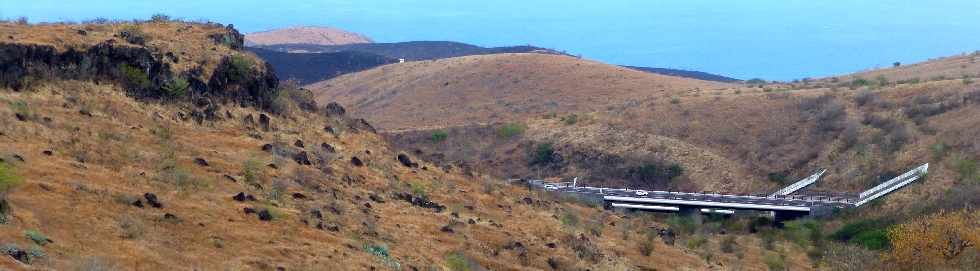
[0,27,279,110]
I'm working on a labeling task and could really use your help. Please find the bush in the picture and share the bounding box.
[850,229,890,250]
[25,230,49,246]
[783,219,822,247]
[666,216,697,235]
[430,130,448,143]
[561,114,578,125]
[850,77,869,89]
[854,91,878,106]
[639,239,655,256]
[953,156,978,183]
[720,235,737,253]
[409,181,428,199]
[686,235,707,249]
[242,157,260,185]
[8,100,31,119]
[670,97,681,104]
[767,172,789,184]
[118,63,152,91]
[496,123,525,139]
[831,218,894,250]
[162,77,190,98]
[225,55,255,82]
[763,252,786,271]
[149,14,171,22]
[530,143,556,165]
[560,211,579,228]
[0,161,22,194]
[887,209,980,269]
[445,252,474,271]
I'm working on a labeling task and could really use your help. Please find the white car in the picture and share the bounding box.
[635,191,649,196]
[543,184,559,190]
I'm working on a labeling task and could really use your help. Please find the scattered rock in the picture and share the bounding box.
[467,219,476,224]
[318,222,340,232]
[14,113,27,121]
[257,209,273,221]
[243,114,255,126]
[294,140,305,148]
[363,202,372,209]
[233,192,256,202]
[258,114,271,131]
[77,29,87,35]
[440,225,454,233]
[311,209,323,219]
[293,151,312,165]
[348,118,376,133]
[320,143,337,153]
[3,245,29,264]
[323,102,347,117]
[393,192,445,212]
[144,193,163,208]
[350,157,364,167]
[243,207,257,214]
[163,213,180,223]
[546,243,557,248]
[79,109,93,117]
[324,126,339,135]
[261,143,274,152]
[267,163,279,169]
[292,193,307,200]
[223,174,237,182]
[368,194,385,203]
[397,153,418,168]
[42,150,53,156]
[193,158,209,167]
[522,197,534,205]
[12,154,25,162]
[131,199,144,208]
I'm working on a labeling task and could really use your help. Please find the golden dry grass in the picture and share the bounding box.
[245,26,373,46]
[0,80,820,270]
[308,53,734,130]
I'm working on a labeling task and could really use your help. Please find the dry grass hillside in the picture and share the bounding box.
[308,53,733,130]
[245,26,373,47]
[382,55,980,202]
[0,21,826,271]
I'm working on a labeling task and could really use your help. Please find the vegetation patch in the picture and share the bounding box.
[496,123,526,139]
[430,130,448,143]
[831,218,894,250]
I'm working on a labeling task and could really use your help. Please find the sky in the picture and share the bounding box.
[4,0,980,80]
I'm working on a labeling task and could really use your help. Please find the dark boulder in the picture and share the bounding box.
[14,113,27,121]
[350,157,364,167]
[293,151,312,165]
[323,126,339,135]
[292,193,307,200]
[243,207,257,214]
[368,194,385,203]
[223,174,237,183]
[523,197,534,205]
[397,153,418,168]
[233,192,256,202]
[144,193,163,208]
[261,143,274,152]
[3,245,29,264]
[258,113,271,131]
[42,150,53,156]
[294,139,305,148]
[131,199,144,208]
[348,118,376,134]
[323,102,346,117]
[193,158,209,167]
[258,209,273,221]
[320,143,336,153]
[243,114,255,126]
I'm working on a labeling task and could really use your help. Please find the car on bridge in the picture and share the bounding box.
[543,184,559,190]
[634,191,648,196]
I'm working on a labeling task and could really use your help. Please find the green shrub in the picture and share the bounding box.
[666,216,697,235]
[162,77,190,97]
[409,181,428,199]
[530,143,556,165]
[24,230,49,246]
[831,218,894,250]
[118,63,151,90]
[225,55,255,82]
[686,235,707,249]
[953,156,978,183]
[850,229,890,250]
[149,13,171,22]
[560,211,580,228]
[720,235,737,253]
[496,123,525,139]
[851,77,869,88]
[639,238,655,256]
[8,100,31,119]
[445,252,473,271]
[763,252,786,271]
[430,130,448,143]
[0,161,23,194]
[561,114,578,125]
[783,219,822,247]
[365,245,401,270]
[242,157,260,185]
[670,96,681,104]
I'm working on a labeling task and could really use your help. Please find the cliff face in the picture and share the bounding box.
[0,22,278,110]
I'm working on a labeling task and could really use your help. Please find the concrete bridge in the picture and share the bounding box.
[532,164,927,221]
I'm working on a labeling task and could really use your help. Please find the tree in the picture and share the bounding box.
[886,209,980,269]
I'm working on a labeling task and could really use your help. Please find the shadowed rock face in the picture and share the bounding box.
[0,31,278,110]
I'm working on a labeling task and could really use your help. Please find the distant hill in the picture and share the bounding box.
[252,41,567,60]
[308,53,732,130]
[247,47,397,84]
[244,26,373,46]
[623,66,741,83]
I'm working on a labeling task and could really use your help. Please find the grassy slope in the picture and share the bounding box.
[308,53,733,130]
